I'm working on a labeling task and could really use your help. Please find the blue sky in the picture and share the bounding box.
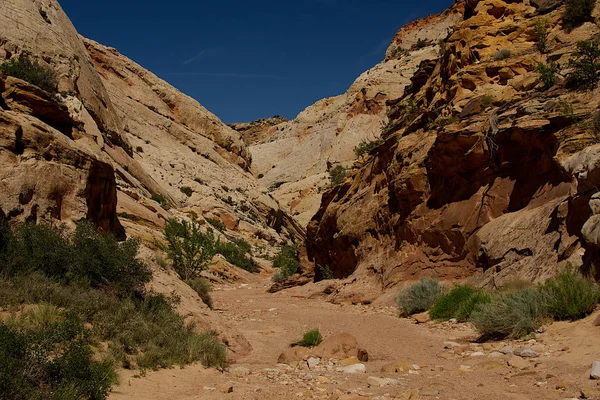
[60,0,453,123]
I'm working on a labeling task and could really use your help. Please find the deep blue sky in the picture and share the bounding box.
[60,0,453,123]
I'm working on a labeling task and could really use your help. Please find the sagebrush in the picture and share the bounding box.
[397,277,444,316]
[302,328,323,347]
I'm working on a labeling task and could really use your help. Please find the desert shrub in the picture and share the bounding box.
[0,220,150,298]
[329,165,347,186]
[455,291,492,322]
[258,173,264,179]
[135,146,143,153]
[429,285,478,321]
[354,138,384,158]
[161,219,217,280]
[563,0,596,30]
[416,38,427,49]
[301,329,323,347]
[272,244,299,281]
[537,61,558,90]
[0,313,117,400]
[494,48,511,60]
[186,278,213,309]
[0,54,58,95]
[568,40,600,88]
[0,274,226,371]
[470,288,548,339]
[180,186,193,197]
[151,193,171,210]
[215,240,259,273]
[317,264,334,280]
[397,277,444,316]
[188,331,228,369]
[481,95,495,108]
[540,267,600,321]
[206,217,226,232]
[535,19,548,53]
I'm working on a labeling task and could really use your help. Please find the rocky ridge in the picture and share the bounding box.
[304,0,600,303]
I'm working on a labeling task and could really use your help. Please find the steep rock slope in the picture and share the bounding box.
[247,6,463,227]
[306,0,600,303]
[84,39,302,246]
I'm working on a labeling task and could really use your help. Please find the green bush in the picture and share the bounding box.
[429,285,478,321]
[151,193,171,210]
[455,291,492,322]
[0,313,117,400]
[0,54,58,95]
[161,219,217,280]
[481,95,495,108]
[354,138,384,158]
[187,278,213,309]
[537,61,558,90]
[568,40,600,88]
[180,186,193,197]
[206,217,227,232]
[416,38,427,49]
[494,49,511,60]
[563,0,596,30]
[215,240,259,273]
[470,288,548,339]
[329,165,347,186]
[0,274,226,372]
[272,244,299,281]
[540,267,600,321]
[301,329,323,347]
[535,19,548,53]
[0,220,151,298]
[397,277,444,316]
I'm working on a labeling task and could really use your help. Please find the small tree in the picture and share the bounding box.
[329,165,347,186]
[161,219,217,280]
[537,61,558,90]
[354,138,384,158]
[568,40,600,88]
[535,19,548,53]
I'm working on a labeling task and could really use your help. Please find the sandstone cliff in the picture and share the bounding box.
[245,6,463,227]
[305,0,600,303]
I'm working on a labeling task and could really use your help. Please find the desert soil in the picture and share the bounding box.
[110,278,600,400]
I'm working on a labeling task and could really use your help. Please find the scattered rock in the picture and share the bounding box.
[499,346,514,355]
[230,366,250,377]
[367,376,399,387]
[307,357,320,369]
[514,348,539,358]
[508,356,530,370]
[381,359,412,374]
[590,361,600,380]
[337,363,366,374]
[219,384,234,394]
[413,312,431,324]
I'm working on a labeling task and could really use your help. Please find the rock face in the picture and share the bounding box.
[229,116,288,146]
[306,0,600,301]
[247,6,463,227]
